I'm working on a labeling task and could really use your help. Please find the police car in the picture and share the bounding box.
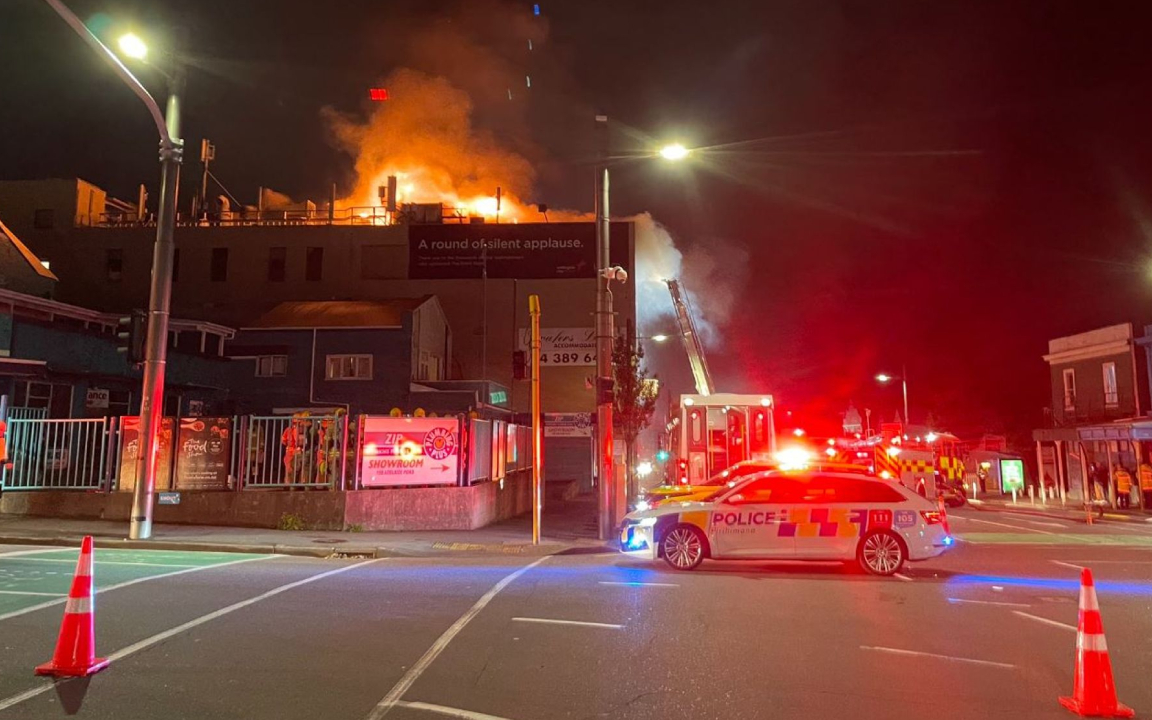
[619,470,953,574]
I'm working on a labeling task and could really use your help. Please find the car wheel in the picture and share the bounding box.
[661,525,706,571]
[857,530,906,576]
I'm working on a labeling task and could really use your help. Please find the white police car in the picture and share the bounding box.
[619,471,953,574]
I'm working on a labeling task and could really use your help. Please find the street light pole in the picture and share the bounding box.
[901,363,910,428]
[40,0,185,541]
[595,161,614,541]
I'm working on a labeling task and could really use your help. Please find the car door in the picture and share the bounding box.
[790,475,865,560]
[709,476,802,558]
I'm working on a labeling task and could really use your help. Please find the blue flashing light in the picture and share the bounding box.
[533,3,541,15]
[942,536,954,546]
[623,530,647,551]
[948,574,1152,597]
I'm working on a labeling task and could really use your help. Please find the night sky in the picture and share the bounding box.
[5,0,1152,444]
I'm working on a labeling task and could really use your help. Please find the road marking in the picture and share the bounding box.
[598,581,678,588]
[0,553,275,623]
[0,558,378,713]
[893,573,913,582]
[0,548,73,559]
[1064,559,1152,564]
[966,517,1058,535]
[367,556,550,720]
[859,646,1016,669]
[0,590,66,597]
[1027,521,1070,529]
[1051,560,1085,571]
[393,701,515,720]
[512,617,624,629]
[946,598,1030,608]
[0,557,200,568]
[1013,610,1077,632]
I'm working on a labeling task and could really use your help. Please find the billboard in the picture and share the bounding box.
[407,221,631,279]
[1000,458,1026,493]
[544,413,594,438]
[174,417,232,490]
[518,328,595,366]
[360,416,460,487]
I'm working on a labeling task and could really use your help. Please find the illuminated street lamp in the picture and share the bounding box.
[659,143,690,161]
[118,32,148,60]
[650,334,669,342]
[875,367,910,429]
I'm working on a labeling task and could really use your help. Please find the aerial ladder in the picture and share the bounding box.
[666,279,714,396]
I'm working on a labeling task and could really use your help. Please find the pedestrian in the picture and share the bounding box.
[1140,461,1152,508]
[1115,465,1133,509]
[1090,462,1108,503]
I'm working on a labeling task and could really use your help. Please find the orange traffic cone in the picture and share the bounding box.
[1059,568,1133,717]
[35,536,109,677]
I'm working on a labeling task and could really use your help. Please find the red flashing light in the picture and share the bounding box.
[369,88,389,101]
[920,510,944,525]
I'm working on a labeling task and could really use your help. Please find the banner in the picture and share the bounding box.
[118,416,174,492]
[174,417,233,490]
[360,416,460,487]
[545,413,594,438]
[407,221,631,279]
[518,328,596,366]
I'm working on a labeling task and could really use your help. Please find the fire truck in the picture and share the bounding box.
[662,280,777,484]
[827,423,966,500]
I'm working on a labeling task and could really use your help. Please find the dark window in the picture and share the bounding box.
[33,209,54,229]
[210,248,229,282]
[268,246,287,282]
[106,249,123,282]
[727,477,803,504]
[305,247,323,281]
[172,248,180,282]
[800,476,907,504]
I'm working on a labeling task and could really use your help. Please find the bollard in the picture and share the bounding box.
[971,482,978,500]
[1040,486,1047,505]
[1012,488,1018,504]
[1028,485,1035,505]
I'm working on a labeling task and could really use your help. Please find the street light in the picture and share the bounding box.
[875,367,910,428]
[594,122,694,538]
[42,0,184,541]
[649,334,669,342]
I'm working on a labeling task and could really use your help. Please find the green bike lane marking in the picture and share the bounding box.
[0,549,273,616]
[957,532,1152,546]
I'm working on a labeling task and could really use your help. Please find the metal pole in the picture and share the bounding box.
[595,165,614,540]
[901,364,909,428]
[529,294,542,545]
[130,70,184,540]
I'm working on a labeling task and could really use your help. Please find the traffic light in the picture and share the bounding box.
[116,309,147,365]
[512,350,527,380]
[655,449,671,463]
[596,376,614,405]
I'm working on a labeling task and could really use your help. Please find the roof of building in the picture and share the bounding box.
[0,217,58,281]
[246,298,435,329]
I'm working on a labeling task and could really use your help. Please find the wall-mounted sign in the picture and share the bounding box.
[85,388,109,410]
[544,412,594,438]
[174,417,232,490]
[360,416,460,487]
[518,328,596,366]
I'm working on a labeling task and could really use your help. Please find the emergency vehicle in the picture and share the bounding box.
[620,469,953,574]
[826,424,966,500]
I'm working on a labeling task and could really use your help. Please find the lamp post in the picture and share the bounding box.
[593,117,690,538]
[42,0,184,540]
[876,365,910,428]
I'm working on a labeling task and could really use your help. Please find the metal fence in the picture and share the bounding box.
[6,406,48,421]
[235,415,349,489]
[1,418,112,490]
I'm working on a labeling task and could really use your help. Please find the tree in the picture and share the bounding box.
[613,333,660,502]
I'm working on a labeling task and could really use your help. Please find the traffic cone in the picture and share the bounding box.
[35,536,109,677]
[1059,568,1133,717]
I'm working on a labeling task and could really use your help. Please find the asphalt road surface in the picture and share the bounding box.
[3,506,1152,719]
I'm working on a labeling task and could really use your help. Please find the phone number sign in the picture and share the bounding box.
[518,327,596,366]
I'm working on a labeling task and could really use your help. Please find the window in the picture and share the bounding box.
[1103,362,1118,408]
[33,209,54,229]
[172,248,180,283]
[106,249,123,282]
[255,355,288,377]
[1062,368,1076,411]
[803,476,906,503]
[305,247,323,281]
[727,477,804,504]
[210,247,229,282]
[325,354,372,380]
[268,247,286,282]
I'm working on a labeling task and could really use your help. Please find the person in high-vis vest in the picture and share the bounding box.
[1115,465,1133,509]
[1140,462,1152,508]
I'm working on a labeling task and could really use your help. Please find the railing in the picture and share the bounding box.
[97,203,503,229]
[235,415,349,489]
[1,418,110,490]
[5,406,48,421]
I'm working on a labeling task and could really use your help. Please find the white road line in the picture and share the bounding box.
[1027,521,1070,529]
[598,581,678,588]
[0,554,275,623]
[893,573,913,582]
[0,590,66,597]
[1013,610,1077,632]
[393,701,516,720]
[0,558,378,714]
[966,517,1058,535]
[366,556,550,720]
[512,617,624,629]
[1064,559,1152,564]
[859,646,1016,669]
[0,548,73,559]
[0,557,200,568]
[1051,560,1086,571]
[946,598,1031,608]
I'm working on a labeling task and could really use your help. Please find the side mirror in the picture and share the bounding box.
[726,493,747,505]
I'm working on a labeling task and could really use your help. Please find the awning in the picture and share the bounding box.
[0,358,48,378]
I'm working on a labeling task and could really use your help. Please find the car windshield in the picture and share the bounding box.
[706,463,774,485]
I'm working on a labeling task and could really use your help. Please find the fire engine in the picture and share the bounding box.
[826,423,966,500]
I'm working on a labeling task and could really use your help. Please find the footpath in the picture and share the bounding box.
[0,495,612,559]
[969,496,1152,525]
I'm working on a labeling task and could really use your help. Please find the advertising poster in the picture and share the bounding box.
[360,416,460,487]
[518,328,596,366]
[118,416,174,492]
[174,417,232,490]
[544,413,594,438]
[1000,458,1026,493]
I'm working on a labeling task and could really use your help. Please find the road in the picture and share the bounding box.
[2,506,1152,719]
